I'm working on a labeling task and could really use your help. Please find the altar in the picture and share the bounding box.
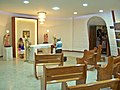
[28,44,53,61]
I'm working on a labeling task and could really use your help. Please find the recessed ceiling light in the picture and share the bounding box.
[23,0,29,4]
[83,3,88,7]
[99,10,103,12]
[74,12,77,15]
[47,29,49,32]
[52,7,60,10]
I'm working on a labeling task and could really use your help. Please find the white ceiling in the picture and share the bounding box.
[0,0,120,19]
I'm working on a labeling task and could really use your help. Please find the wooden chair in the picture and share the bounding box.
[96,56,114,81]
[34,53,64,80]
[41,64,87,90]
[65,78,120,90]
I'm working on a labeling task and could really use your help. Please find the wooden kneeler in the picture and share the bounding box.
[41,64,87,90]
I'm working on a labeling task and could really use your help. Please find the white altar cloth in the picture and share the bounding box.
[28,44,53,61]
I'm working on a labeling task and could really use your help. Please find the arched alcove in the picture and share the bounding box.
[12,17,38,58]
[87,16,110,55]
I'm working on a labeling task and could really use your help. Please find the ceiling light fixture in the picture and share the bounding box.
[52,7,60,10]
[83,3,88,7]
[99,10,103,12]
[74,12,77,15]
[38,12,47,24]
[23,0,29,4]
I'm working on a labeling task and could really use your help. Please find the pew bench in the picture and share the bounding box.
[76,48,99,70]
[34,53,64,80]
[113,55,120,76]
[41,64,87,90]
[96,56,114,81]
[96,45,105,62]
[66,78,120,90]
[113,62,120,78]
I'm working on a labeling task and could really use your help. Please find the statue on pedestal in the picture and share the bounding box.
[3,30,11,47]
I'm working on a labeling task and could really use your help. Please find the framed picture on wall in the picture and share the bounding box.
[23,31,30,38]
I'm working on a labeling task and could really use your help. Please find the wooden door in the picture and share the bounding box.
[89,26,97,50]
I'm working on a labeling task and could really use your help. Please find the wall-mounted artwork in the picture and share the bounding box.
[23,31,30,38]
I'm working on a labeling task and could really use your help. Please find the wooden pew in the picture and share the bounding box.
[96,45,105,62]
[113,56,120,77]
[114,62,120,78]
[96,56,114,81]
[113,55,120,64]
[41,64,87,90]
[66,78,120,90]
[76,48,98,70]
[34,53,64,80]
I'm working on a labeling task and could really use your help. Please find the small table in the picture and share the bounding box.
[3,47,13,60]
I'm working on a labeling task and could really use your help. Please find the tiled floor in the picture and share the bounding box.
[0,52,108,90]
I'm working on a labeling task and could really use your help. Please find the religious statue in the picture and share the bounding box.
[43,33,48,43]
[3,30,11,47]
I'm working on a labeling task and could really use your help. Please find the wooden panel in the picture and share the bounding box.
[42,64,87,90]
[34,53,64,80]
[67,78,120,90]
[89,26,96,50]
[12,17,16,57]
[96,56,114,81]
[35,53,63,65]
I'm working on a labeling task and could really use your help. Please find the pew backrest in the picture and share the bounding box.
[113,56,120,76]
[66,78,120,90]
[97,56,114,81]
[44,64,87,83]
[77,49,96,65]
[96,45,103,62]
[34,53,64,79]
[41,64,87,90]
[35,53,64,66]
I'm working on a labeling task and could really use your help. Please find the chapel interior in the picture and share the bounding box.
[0,0,120,90]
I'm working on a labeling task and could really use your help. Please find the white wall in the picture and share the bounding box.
[0,13,12,56]
[38,19,73,50]
[38,11,119,56]
[71,11,119,56]
[73,17,89,51]
[0,10,120,56]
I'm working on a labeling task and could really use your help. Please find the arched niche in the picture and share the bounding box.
[87,16,110,56]
[12,17,38,58]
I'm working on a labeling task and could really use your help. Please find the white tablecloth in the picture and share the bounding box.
[28,44,53,61]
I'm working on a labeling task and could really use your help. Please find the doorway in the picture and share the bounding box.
[87,16,110,56]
